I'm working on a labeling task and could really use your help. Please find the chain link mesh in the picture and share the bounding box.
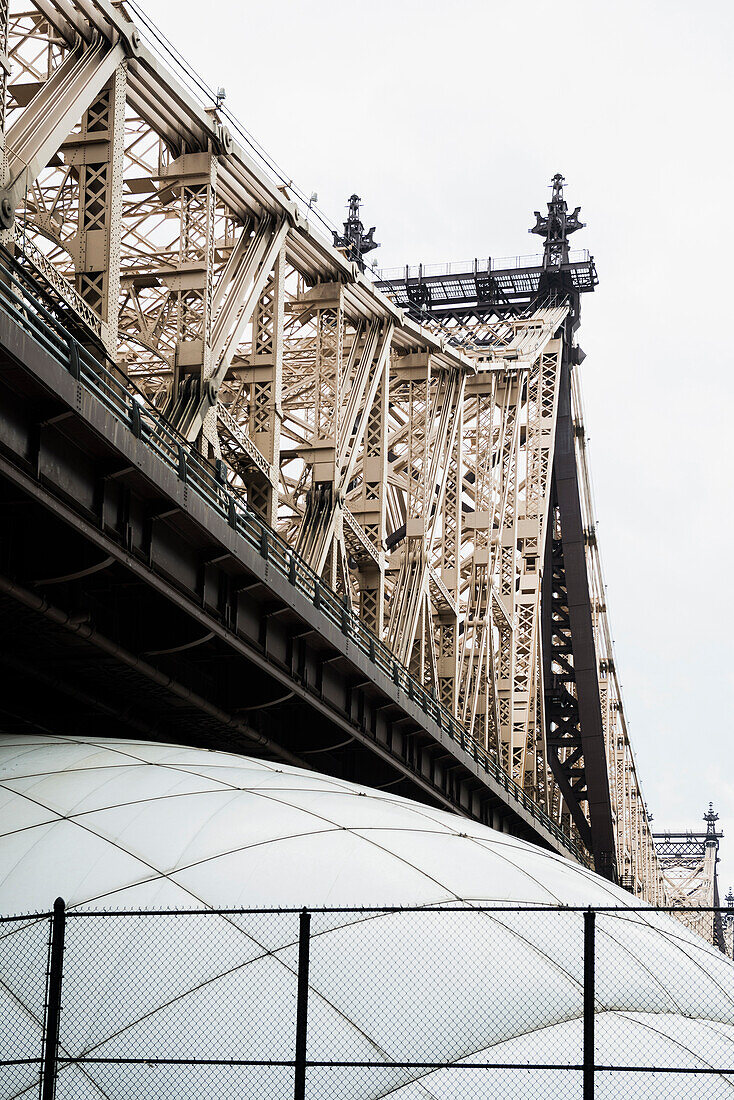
[592,908,734,1098]
[1,905,733,1099]
[54,911,301,1098]
[304,1064,585,1098]
[307,908,585,1068]
[0,914,51,1099]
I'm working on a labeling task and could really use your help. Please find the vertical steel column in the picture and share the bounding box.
[354,351,389,635]
[246,246,285,527]
[436,403,462,714]
[549,348,616,878]
[511,344,561,795]
[294,286,344,588]
[583,907,596,1100]
[0,0,9,182]
[294,907,311,1100]
[41,897,66,1100]
[0,0,11,250]
[497,376,520,768]
[385,353,431,669]
[165,151,218,447]
[64,63,126,356]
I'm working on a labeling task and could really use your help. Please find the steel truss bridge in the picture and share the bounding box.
[0,0,718,921]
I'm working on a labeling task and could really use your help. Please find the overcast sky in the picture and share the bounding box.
[145,0,734,890]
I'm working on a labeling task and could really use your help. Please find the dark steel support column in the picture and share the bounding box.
[545,344,617,880]
[583,907,596,1100]
[294,907,311,1100]
[41,897,66,1100]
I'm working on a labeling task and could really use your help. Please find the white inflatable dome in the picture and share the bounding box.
[2,733,733,1099]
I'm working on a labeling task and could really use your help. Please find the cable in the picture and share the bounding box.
[123,3,484,346]
[125,1,339,237]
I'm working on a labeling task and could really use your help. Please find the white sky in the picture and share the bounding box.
[145,0,734,891]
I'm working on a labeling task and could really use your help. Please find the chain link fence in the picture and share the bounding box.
[2,902,734,1099]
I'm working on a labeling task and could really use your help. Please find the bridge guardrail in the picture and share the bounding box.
[374,249,592,282]
[0,246,587,865]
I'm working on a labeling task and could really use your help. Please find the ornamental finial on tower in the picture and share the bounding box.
[530,173,585,270]
[704,802,720,838]
[332,194,379,272]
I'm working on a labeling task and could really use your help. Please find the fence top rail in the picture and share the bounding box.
[8,1056,734,1075]
[3,904,734,921]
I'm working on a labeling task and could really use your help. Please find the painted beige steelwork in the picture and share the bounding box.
[1,0,665,901]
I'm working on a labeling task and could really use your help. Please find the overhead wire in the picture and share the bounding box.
[125,0,340,239]
[122,2,499,353]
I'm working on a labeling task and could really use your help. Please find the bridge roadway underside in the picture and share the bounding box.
[0,305,578,860]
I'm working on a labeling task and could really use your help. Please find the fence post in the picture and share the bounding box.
[41,897,66,1100]
[130,399,142,439]
[67,339,80,381]
[176,443,187,483]
[294,908,311,1100]
[583,907,596,1100]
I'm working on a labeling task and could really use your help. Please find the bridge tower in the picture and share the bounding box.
[376,175,622,883]
[533,176,617,881]
[654,805,725,948]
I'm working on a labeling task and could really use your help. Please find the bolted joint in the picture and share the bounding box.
[118,23,141,58]
[214,123,233,157]
[286,203,303,229]
[191,378,219,432]
[0,193,14,230]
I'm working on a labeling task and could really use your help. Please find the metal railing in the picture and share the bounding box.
[0,245,585,864]
[374,249,592,282]
[2,902,734,1100]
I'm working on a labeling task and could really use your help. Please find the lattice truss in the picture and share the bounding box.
[0,0,664,901]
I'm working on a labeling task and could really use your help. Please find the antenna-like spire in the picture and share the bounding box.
[530,173,585,269]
